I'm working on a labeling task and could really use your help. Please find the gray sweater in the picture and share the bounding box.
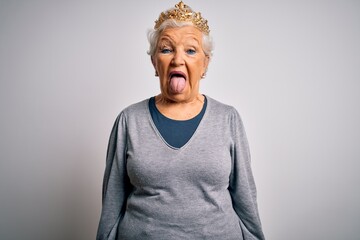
[97,96,265,240]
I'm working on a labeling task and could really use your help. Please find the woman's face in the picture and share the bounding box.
[152,25,209,103]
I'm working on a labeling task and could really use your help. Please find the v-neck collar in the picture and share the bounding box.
[147,95,210,151]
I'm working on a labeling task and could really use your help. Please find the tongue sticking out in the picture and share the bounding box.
[170,76,186,93]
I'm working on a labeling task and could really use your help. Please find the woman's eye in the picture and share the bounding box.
[186,49,196,55]
[160,48,172,54]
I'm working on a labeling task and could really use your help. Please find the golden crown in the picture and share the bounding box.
[154,1,210,34]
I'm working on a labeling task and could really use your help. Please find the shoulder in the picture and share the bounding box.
[122,98,149,115]
[206,97,249,147]
[114,98,150,120]
[206,96,241,119]
[110,98,150,130]
[205,96,246,134]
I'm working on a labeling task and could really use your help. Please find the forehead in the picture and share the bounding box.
[158,26,203,44]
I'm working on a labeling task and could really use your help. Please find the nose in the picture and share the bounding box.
[171,50,185,66]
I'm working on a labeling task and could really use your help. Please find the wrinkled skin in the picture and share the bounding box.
[152,26,209,103]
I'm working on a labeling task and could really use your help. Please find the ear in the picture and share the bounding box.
[204,55,210,69]
[151,56,159,77]
[151,56,156,69]
[202,55,210,75]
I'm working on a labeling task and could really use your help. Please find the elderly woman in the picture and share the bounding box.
[96,1,265,239]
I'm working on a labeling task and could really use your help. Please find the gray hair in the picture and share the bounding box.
[147,19,214,57]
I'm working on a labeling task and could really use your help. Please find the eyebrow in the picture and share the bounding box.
[158,34,174,43]
[188,37,200,45]
[158,35,201,46]
[158,35,201,47]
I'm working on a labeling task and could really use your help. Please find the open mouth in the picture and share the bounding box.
[169,71,187,80]
[169,71,187,93]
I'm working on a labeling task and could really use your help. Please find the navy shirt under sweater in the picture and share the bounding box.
[148,96,207,148]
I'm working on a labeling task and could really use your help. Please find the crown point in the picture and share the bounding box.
[154,1,210,34]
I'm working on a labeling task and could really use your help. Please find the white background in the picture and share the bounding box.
[0,0,359,239]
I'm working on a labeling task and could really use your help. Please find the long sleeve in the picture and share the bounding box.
[229,108,265,240]
[96,112,132,240]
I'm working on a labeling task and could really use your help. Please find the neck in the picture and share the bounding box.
[156,94,204,105]
[155,94,205,120]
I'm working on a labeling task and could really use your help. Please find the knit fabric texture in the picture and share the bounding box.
[96,96,265,240]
